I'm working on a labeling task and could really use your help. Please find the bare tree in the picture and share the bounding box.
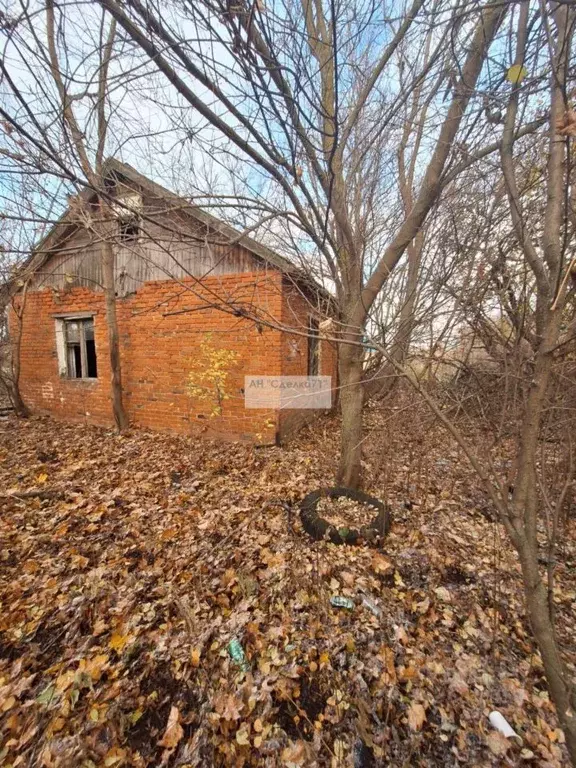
[0,1,163,429]
[367,2,576,757]
[94,0,512,487]
[43,1,128,428]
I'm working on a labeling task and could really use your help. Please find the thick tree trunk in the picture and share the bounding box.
[101,240,129,431]
[8,327,29,418]
[7,287,29,418]
[336,340,364,489]
[10,384,29,419]
[510,312,576,762]
[517,541,576,763]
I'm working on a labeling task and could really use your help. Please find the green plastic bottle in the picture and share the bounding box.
[330,595,355,610]
[228,637,249,671]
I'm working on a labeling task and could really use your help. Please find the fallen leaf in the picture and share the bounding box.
[2,695,16,712]
[407,702,426,732]
[333,738,346,760]
[486,730,510,756]
[281,739,307,765]
[104,747,126,766]
[109,634,129,653]
[158,705,184,749]
[36,684,56,706]
[92,618,108,636]
[236,726,250,745]
[371,554,393,574]
[434,587,451,602]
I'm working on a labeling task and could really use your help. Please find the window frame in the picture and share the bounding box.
[54,314,98,380]
[307,316,320,377]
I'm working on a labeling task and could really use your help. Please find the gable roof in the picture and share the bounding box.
[25,158,303,282]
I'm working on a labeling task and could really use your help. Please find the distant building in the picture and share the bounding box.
[13,160,336,442]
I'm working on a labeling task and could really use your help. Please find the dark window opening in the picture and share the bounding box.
[119,219,139,242]
[103,174,117,193]
[307,317,319,376]
[64,318,97,379]
[86,340,97,378]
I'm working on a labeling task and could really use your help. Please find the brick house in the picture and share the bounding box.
[13,160,337,442]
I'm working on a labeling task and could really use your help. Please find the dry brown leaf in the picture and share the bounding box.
[407,702,426,732]
[449,674,469,696]
[371,554,393,574]
[486,730,511,756]
[219,694,243,721]
[158,705,184,749]
[557,110,576,137]
[281,739,307,765]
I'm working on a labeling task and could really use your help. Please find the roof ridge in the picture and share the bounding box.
[19,158,331,303]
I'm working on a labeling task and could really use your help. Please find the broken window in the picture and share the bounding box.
[119,219,140,243]
[63,318,98,379]
[307,317,320,377]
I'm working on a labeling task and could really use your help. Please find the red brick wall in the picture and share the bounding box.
[15,271,286,442]
[278,280,338,439]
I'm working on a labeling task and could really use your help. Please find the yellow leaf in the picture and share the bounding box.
[506,64,527,84]
[236,727,250,746]
[407,702,426,731]
[190,648,201,667]
[36,473,48,484]
[2,695,16,712]
[49,716,66,733]
[109,634,128,653]
[158,705,184,749]
[259,660,271,675]
[333,738,346,760]
[90,707,99,722]
[104,747,126,766]
[394,570,406,588]
[85,654,109,681]
[253,718,263,733]
[55,671,75,692]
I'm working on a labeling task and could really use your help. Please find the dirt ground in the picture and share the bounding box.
[0,402,574,767]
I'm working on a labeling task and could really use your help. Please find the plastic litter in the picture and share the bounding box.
[360,594,382,617]
[330,595,355,610]
[228,637,249,672]
[489,711,521,741]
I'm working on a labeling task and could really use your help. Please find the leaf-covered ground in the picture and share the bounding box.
[0,403,574,767]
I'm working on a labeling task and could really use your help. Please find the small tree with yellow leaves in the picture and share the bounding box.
[187,334,240,417]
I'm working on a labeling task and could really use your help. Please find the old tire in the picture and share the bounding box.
[300,487,391,545]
